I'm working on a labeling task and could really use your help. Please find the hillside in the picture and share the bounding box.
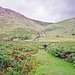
[0,6,75,41]
[41,17,75,41]
[31,19,53,26]
[0,6,52,41]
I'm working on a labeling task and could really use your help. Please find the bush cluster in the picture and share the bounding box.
[48,45,75,68]
[0,42,39,75]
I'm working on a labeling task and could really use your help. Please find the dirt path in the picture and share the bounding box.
[33,50,75,75]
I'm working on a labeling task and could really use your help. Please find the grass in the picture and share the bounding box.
[0,41,75,75]
[41,17,75,40]
[33,49,75,75]
[0,16,75,42]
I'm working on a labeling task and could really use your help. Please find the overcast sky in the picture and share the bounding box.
[0,0,75,23]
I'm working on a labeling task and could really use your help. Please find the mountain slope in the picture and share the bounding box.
[0,6,51,41]
[41,17,75,40]
[0,6,44,30]
[31,19,53,26]
[0,6,75,41]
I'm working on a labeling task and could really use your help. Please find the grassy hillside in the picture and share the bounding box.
[31,19,53,26]
[0,6,45,41]
[41,17,75,41]
[0,6,75,41]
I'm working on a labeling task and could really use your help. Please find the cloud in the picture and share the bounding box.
[0,0,75,22]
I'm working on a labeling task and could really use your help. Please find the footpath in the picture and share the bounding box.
[33,50,75,75]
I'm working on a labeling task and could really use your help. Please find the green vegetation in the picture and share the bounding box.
[33,42,75,75]
[34,47,75,75]
[0,21,42,41]
[41,18,75,40]
[0,7,75,42]
[0,41,41,75]
[48,45,75,68]
[0,6,75,75]
[0,41,75,75]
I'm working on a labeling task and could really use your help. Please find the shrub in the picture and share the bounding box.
[0,42,39,74]
[48,45,75,68]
